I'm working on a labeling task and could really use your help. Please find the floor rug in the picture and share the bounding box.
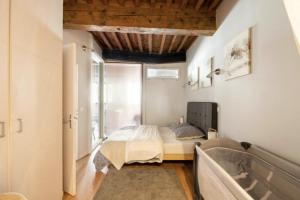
[93,165,187,200]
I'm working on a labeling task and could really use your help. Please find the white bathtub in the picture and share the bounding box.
[194,139,300,200]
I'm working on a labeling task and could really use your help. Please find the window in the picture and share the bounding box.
[146,68,179,79]
[91,62,100,84]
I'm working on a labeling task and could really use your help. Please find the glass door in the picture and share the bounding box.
[104,63,142,137]
[91,61,101,149]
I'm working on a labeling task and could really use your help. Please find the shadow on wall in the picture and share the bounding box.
[217,0,239,28]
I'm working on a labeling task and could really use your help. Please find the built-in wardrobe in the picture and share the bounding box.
[0,1,63,200]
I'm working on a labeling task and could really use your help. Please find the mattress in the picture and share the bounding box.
[159,127,205,154]
[96,125,163,170]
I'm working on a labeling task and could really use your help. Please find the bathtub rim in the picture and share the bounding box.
[196,145,253,200]
[194,138,300,200]
[200,138,300,181]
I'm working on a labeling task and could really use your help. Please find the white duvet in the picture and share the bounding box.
[100,125,164,170]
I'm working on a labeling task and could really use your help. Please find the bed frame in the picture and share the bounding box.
[164,102,218,161]
[164,153,194,160]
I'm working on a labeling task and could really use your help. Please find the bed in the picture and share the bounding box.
[93,102,218,171]
[160,126,204,160]
[162,102,218,160]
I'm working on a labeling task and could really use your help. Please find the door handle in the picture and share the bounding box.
[0,121,5,138]
[63,114,73,129]
[69,114,72,129]
[17,118,23,133]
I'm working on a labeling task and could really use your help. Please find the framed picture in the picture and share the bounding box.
[187,67,199,90]
[199,57,213,88]
[224,28,251,80]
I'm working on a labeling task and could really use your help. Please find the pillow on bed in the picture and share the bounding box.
[168,123,189,131]
[174,125,205,140]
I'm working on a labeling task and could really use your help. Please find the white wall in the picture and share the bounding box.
[186,0,300,164]
[143,63,187,126]
[63,30,102,159]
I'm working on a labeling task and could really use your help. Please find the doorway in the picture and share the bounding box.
[63,42,104,196]
[103,63,142,137]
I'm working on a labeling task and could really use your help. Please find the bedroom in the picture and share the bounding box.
[0,0,300,200]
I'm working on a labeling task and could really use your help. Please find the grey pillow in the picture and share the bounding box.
[174,125,205,140]
[168,123,189,131]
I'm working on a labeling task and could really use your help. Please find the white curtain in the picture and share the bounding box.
[104,63,142,136]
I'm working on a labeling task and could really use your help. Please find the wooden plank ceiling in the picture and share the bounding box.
[92,32,197,54]
[64,0,223,56]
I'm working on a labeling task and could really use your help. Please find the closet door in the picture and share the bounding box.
[0,0,10,193]
[10,0,63,200]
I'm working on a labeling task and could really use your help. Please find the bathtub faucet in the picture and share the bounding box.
[241,142,252,150]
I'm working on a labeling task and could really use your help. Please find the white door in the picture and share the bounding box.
[10,1,63,199]
[63,43,78,196]
[0,0,10,193]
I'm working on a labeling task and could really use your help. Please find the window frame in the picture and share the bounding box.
[146,67,180,80]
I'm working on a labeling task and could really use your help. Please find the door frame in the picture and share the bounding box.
[89,52,104,152]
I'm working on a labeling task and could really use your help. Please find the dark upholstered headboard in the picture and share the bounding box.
[187,102,218,139]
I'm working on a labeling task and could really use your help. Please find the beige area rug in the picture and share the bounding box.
[93,165,187,200]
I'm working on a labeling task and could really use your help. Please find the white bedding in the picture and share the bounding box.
[100,125,164,170]
[159,127,205,154]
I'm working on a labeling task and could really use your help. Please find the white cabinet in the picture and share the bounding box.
[0,0,10,193]
[0,0,63,199]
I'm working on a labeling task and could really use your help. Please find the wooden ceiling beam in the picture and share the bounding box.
[124,33,133,51]
[134,0,140,6]
[148,34,152,54]
[66,25,215,36]
[137,34,143,52]
[195,0,205,11]
[67,0,77,4]
[181,0,188,8]
[64,2,217,36]
[99,32,113,50]
[159,35,166,54]
[91,32,105,50]
[118,0,125,6]
[168,35,177,53]
[111,32,123,50]
[176,35,188,52]
[102,0,108,5]
[209,0,221,11]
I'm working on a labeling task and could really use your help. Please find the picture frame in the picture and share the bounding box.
[199,57,213,88]
[224,28,252,80]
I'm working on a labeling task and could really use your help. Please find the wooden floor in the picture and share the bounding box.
[63,148,194,200]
